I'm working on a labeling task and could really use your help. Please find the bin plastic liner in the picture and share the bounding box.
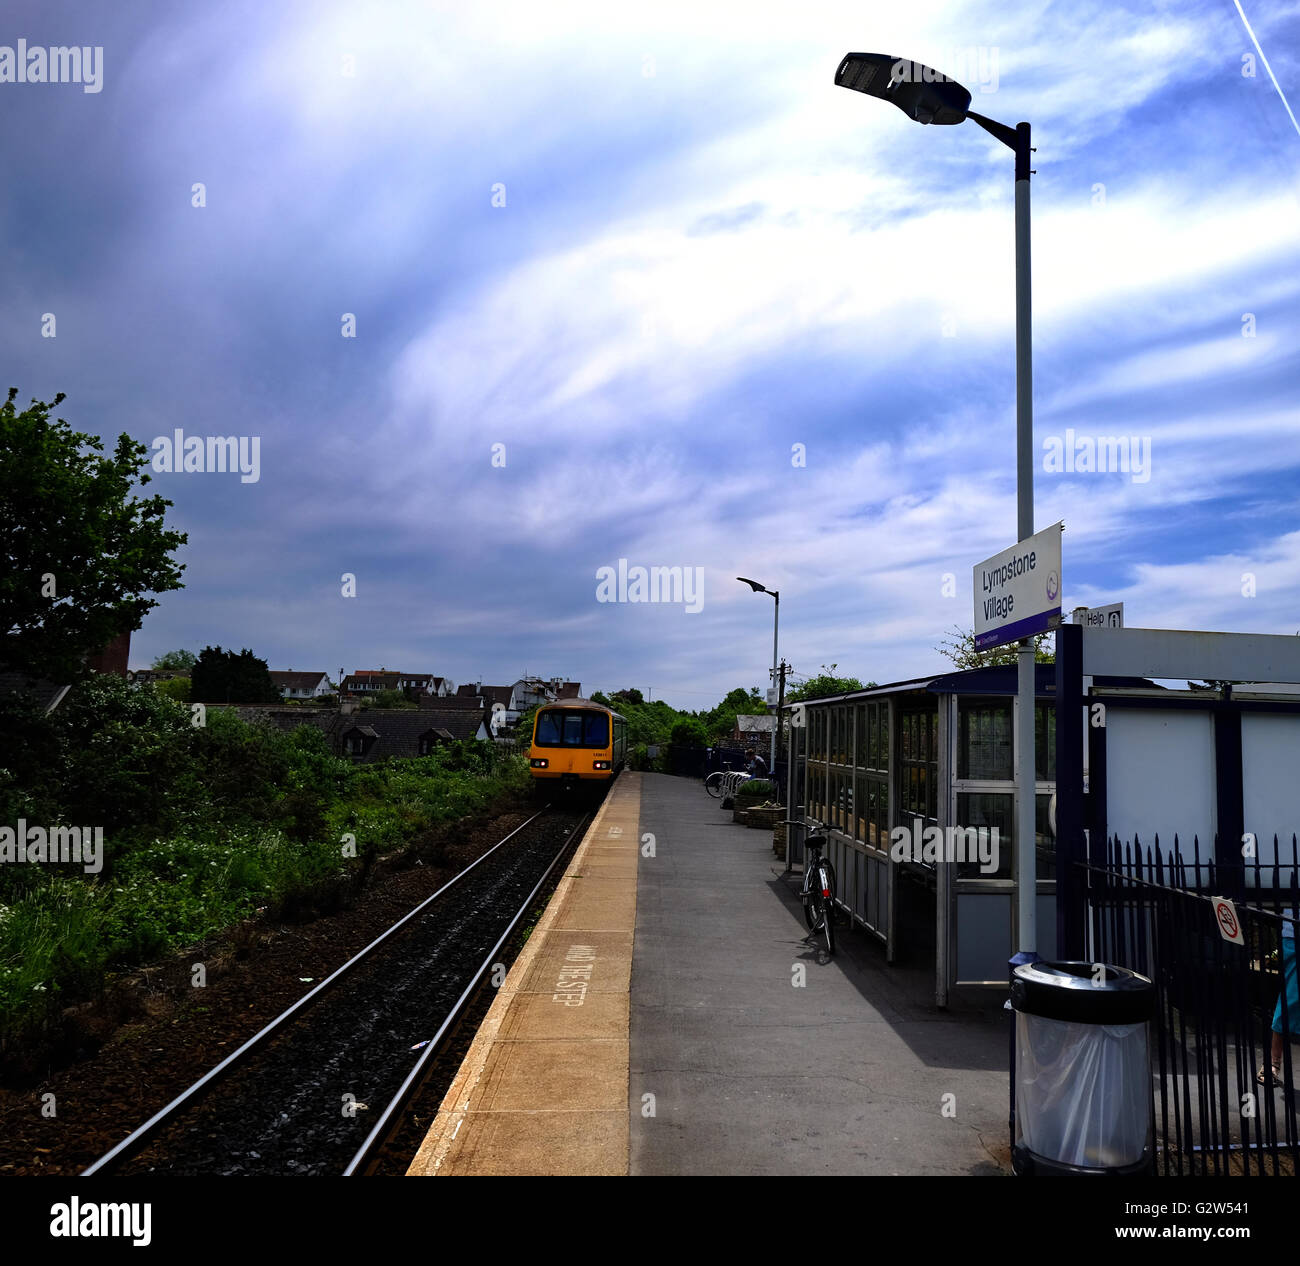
[1015,1011,1149,1169]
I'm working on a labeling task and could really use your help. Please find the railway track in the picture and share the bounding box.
[82,804,591,1177]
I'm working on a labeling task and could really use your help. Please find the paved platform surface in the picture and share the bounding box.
[407,776,640,1176]
[410,771,1013,1176]
[630,773,1012,1175]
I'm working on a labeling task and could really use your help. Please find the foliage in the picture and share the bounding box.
[934,625,1054,670]
[588,690,682,746]
[735,779,774,801]
[369,688,416,709]
[0,678,528,1044]
[514,704,538,742]
[702,686,767,740]
[156,675,190,703]
[669,717,709,748]
[786,664,871,703]
[190,645,281,704]
[0,389,187,681]
[152,648,197,670]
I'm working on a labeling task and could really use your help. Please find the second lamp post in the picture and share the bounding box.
[737,576,779,783]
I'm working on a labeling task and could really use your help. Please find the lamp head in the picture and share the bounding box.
[737,577,767,594]
[835,52,972,125]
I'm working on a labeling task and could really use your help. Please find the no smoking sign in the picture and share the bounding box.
[1212,896,1244,946]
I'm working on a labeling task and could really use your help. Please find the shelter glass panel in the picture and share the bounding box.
[958,699,1012,780]
[956,792,1013,879]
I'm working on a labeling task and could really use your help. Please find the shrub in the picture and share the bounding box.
[0,671,532,1045]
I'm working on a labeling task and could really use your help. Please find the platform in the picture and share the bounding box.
[408,771,1013,1176]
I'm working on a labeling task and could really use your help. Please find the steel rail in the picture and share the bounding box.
[342,808,591,1174]
[82,805,559,1176]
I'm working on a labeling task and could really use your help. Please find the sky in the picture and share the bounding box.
[4,0,1299,710]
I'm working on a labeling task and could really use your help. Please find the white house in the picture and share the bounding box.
[270,671,333,700]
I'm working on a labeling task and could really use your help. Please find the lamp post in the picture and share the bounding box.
[737,577,779,782]
[835,53,1039,968]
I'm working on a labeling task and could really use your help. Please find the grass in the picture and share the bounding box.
[0,746,529,1049]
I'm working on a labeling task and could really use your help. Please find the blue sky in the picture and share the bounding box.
[5,0,1298,708]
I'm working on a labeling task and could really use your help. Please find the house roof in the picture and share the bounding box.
[270,670,329,690]
[340,672,400,691]
[128,667,190,683]
[231,705,487,759]
[417,693,482,710]
[0,670,68,713]
[458,684,513,709]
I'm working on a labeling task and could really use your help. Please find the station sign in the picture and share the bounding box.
[1072,602,1123,629]
[972,522,1063,651]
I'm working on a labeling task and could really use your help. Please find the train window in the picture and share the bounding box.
[534,709,610,747]
[583,712,609,746]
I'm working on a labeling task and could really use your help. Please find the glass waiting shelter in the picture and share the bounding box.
[785,665,1059,1006]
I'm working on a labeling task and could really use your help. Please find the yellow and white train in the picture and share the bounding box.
[528,699,627,797]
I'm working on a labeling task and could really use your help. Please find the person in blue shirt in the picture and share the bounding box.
[1261,911,1297,1086]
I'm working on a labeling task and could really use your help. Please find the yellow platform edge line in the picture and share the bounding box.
[406,772,641,1176]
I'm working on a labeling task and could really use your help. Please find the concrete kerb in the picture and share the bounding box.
[407,774,638,1176]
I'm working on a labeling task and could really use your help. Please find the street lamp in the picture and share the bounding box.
[835,52,1039,970]
[737,577,779,782]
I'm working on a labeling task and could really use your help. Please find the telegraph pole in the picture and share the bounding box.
[776,659,791,800]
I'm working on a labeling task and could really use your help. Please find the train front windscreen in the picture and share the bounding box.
[535,709,609,747]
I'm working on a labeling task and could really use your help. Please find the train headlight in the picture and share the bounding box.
[593,760,611,770]
[530,758,548,768]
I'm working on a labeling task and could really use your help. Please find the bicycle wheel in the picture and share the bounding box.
[819,862,836,954]
[802,876,820,931]
[705,772,723,799]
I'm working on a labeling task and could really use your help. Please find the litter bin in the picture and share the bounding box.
[1010,960,1155,1176]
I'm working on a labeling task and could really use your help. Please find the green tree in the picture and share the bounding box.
[371,688,416,709]
[0,389,187,681]
[514,703,538,741]
[152,648,197,670]
[669,717,709,748]
[190,646,280,704]
[704,686,766,739]
[786,664,870,703]
[935,626,1054,670]
[155,675,191,704]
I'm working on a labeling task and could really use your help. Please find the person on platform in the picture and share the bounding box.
[1261,910,1298,1087]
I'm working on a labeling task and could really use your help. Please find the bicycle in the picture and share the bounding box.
[705,769,751,806]
[799,816,837,954]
